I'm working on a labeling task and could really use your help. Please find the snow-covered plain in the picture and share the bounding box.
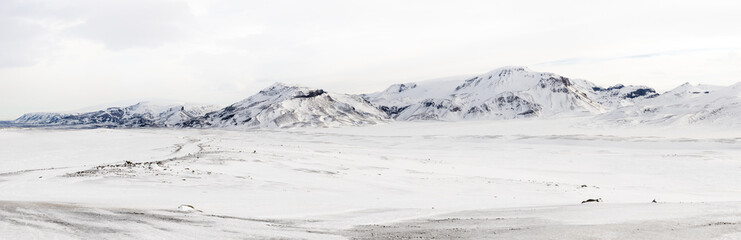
[1,118,740,239]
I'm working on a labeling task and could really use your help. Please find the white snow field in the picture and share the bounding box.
[1,118,740,239]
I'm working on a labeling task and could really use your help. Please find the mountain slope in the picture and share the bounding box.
[181,83,389,128]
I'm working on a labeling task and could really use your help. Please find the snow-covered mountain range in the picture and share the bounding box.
[14,102,220,128]
[11,66,741,128]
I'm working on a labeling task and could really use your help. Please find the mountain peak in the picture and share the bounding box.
[265,82,303,90]
[454,66,547,92]
[258,82,332,100]
[381,83,418,94]
[486,66,532,75]
[257,82,307,96]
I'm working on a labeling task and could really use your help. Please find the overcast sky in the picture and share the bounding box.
[1,0,740,119]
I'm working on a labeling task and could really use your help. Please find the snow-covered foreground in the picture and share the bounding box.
[1,118,740,239]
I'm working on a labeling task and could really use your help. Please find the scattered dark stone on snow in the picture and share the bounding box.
[581,198,602,204]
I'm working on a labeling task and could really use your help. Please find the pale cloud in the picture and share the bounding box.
[2,0,741,119]
[0,16,46,67]
[535,49,741,92]
[0,1,53,68]
[63,0,195,50]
